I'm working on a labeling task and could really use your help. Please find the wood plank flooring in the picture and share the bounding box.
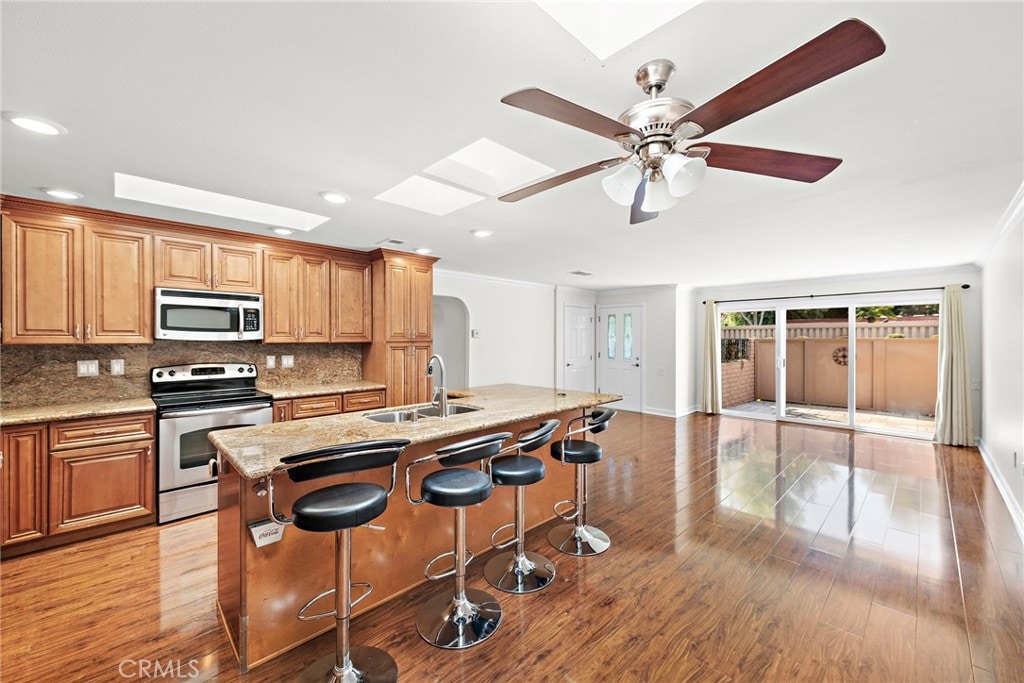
[2,412,1021,682]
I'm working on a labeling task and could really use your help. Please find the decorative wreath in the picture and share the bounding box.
[832,346,849,366]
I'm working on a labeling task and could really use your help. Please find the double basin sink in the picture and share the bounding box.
[365,404,481,423]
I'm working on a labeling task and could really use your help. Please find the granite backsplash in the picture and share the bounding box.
[0,341,364,408]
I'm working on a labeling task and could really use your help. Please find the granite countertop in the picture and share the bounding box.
[210,384,622,479]
[1,398,157,427]
[262,380,386,400]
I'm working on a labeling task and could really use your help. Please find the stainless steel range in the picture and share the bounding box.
[151,362,273,523]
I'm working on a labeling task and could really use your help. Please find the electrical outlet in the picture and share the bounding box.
[281,355,294,369]
[110,359,125,376]
[76,360,99,377]
[266,355,276,369]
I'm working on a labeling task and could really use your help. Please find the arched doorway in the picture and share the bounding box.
[432,296,469,389]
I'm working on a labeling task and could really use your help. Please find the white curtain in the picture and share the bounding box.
[701,300,722,414]
[935,284,974,445]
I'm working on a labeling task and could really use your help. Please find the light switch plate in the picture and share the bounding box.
[110,359,125,375]
[281,355,294,369]
[76,360,99,377]
[266,355,276,369]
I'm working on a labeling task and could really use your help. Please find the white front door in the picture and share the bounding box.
[597,305,643,411]
[563,304,595,392]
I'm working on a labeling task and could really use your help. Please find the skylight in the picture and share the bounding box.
[424,138,554,196]
[113,173,329,231]
[375,176,484,216]
[534,1,702,60]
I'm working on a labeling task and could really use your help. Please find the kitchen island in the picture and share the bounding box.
[210,384,619,671]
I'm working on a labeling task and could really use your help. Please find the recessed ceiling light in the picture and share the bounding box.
[3,111,67,136]
[320,191,349,204]
[471,229,493,238]
[375,176,484,216]
[114,173,329,231]
[424,138,554,195]
[270,227,294,236]
[43,188,83,200]
[414,248,433,255]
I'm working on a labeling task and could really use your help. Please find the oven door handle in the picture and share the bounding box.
[160,402,272,418]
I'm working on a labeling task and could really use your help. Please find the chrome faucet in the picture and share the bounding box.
[426,354,448,417]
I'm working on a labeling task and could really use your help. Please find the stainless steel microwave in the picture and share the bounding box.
[155,288,263,341]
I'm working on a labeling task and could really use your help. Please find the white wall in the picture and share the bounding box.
[596,285,680,417]
[433,269,555,388]
[432,296,469,389]
[554,286,597,389]
[677,287,698,415]
[980,188,1024,531]
[692,265,985,431]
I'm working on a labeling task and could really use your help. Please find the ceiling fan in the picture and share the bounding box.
[498,19,885,224]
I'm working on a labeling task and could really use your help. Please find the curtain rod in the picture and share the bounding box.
[702,283,969,305]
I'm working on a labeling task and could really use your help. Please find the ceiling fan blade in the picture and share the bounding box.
[502,88,642,143]
[687,143,841,182]
[675,19,885,138]
[629,178,658,224]
[499,157,629,202]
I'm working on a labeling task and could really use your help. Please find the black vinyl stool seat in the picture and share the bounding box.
[267,438,411,683]
[406,431,511,649]
[548,408,616,557]
[484,419,560,594]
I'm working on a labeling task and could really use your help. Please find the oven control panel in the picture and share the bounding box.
[151,363,257,383]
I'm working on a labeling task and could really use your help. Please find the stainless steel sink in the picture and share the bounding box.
[415,404,482,418]
[364,409,420,423]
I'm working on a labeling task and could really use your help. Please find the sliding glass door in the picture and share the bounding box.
[718,292,940,438]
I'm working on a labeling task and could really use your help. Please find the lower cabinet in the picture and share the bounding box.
[386,343,433,406]
[271,390,386,422]
[0,412,156,555]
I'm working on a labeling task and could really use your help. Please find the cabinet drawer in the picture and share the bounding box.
[291,395,343,419]
[342,390,385,412]
[50,413,155,450]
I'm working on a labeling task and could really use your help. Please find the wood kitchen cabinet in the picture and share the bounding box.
[1,425,48,547]
[331,259,372,342]
[363,250,438,407]
[263,250,330,343]
[271,391,385,422]
[1,213,152,344]
[154,234,261,293]
[0,412,156,556]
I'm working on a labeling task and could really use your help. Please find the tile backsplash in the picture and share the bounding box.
[0,341,363,408]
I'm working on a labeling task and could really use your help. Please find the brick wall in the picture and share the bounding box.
[722,358,755,408]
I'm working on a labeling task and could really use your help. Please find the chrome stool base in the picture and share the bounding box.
[548,523,610,556]
[415,587,502,649]
[298,646,398,683]
[484,550,556,593]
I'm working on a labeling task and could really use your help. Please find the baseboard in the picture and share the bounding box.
[977,438,1024,543]
[642,405,700,418]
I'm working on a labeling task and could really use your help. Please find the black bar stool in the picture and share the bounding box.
[406,431,512,649]
[265,438,411,683]
[548,408,616,556]
[483,419,561,594]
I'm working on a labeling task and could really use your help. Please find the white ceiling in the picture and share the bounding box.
[2,2,1021,290]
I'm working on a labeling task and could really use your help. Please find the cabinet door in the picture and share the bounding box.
[154,235,211,289]
[1,215,83,343]
[273,401,292,423]
[384,262,412,342]
[213,243,261,292]
[84,225,153,343]
[263,251,300,343]
[411,343,434,404]
[49,439,155,535]
[411,263,433,341]
[386,344,413,406]
[1,426,48,546]
[331,260,372,342]
[291,395,343,419]
[299,255,330,342]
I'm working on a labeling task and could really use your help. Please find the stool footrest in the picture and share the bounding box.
[424,549,475,581]
[553,498,579,522]
[490,522,517,550]
[297,588,336,621]
[351,581,373,609]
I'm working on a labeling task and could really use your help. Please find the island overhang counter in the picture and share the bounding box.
[210,384,620,671]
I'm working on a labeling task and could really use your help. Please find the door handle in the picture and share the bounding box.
[208,458,219,478]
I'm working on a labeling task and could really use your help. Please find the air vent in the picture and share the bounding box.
[568,270,594,277]
[375,237,407,246]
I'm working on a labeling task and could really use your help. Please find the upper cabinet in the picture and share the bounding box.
[154,235,261,293]
[382,258,433,342]
[263,250,330,343]
[331,259,372,343]
[2,213,152,344]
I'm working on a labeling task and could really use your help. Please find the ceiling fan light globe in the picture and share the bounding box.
[640,178,679,212]
[662,154,707,197]
[601,163,643,206]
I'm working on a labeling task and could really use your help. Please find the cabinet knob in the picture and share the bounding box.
[85,323,91,340]
[145,445,152,460]
[74,323,80,340]
[213,273,219,288]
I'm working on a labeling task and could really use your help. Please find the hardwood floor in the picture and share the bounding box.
[2,412,1021,682]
